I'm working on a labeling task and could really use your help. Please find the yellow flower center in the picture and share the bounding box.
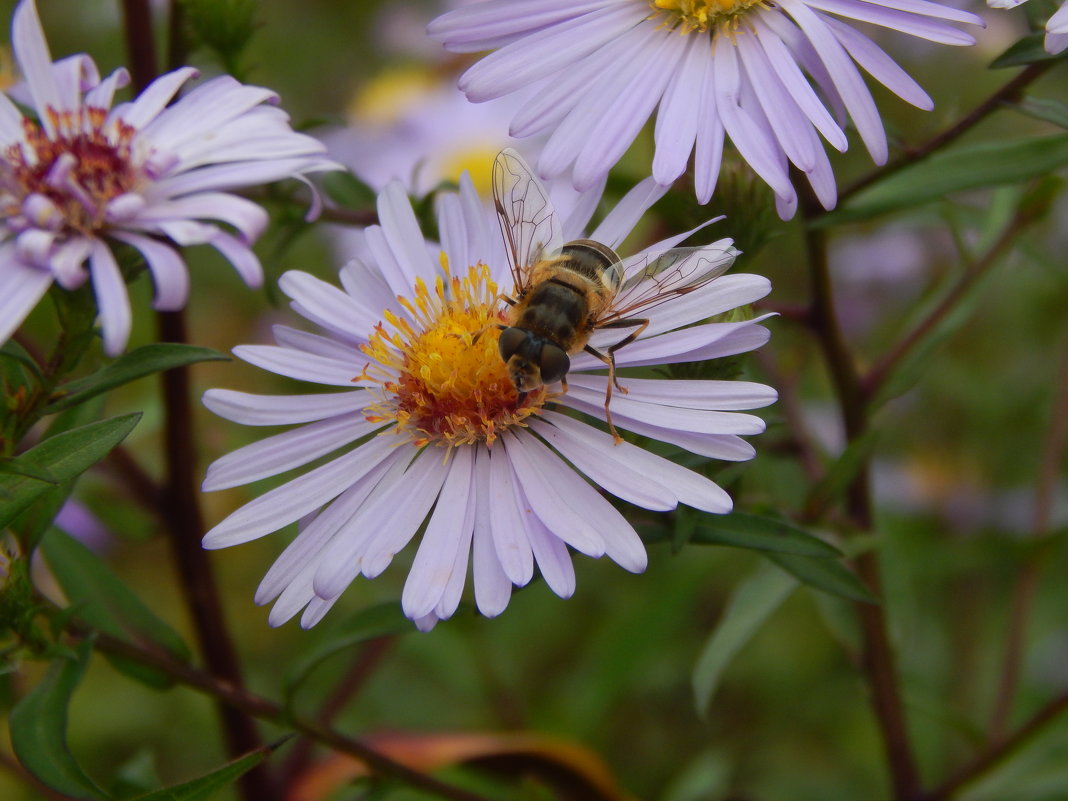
[359,259,547,449]
[650,0,767,33]
[438,143,500,198]
[347,66,438,127]
[2,108,139,236]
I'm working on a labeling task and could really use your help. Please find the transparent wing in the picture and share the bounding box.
[597,243,738,327]
[492,148,563,293]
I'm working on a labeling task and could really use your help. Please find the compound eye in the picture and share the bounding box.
[538,343,570,385]
[498,327,526,360]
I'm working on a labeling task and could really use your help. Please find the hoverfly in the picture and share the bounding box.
[490,148,734,443]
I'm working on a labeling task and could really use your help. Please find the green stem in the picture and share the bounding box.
[801,204,923,799]
[834,62,1054,208]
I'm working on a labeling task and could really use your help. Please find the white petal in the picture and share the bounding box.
[202,388,370,426]
[202,434,396,548]
[89,241,131,356]
[402,447,476,619]
[502,431,605,558]
[471,448,512,616]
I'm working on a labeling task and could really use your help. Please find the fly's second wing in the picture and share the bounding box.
[492,148,563,294]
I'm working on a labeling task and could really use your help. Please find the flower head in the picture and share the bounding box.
[988,0,1068,53]
[202,164,776,631]
[0,0,337,355]
[428,0,984,218]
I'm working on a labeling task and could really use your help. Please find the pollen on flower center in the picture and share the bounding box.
[360,259,547,449]
[651,0,767,33]
[2,108,139,235]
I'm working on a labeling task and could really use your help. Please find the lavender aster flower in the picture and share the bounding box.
[202,163,776,631]
[428,0,984,218]
[0,0,336,355]
[988,0,1068,53]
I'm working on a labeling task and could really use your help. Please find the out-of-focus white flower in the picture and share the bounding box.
[0,0,337,355]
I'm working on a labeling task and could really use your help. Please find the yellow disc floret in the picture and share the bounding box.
[651,0,767,33]
[360,258,546,450]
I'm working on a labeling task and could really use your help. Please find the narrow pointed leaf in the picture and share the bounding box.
[817,135,1068,225]
[691,513,841,557]
[45,344,228,414]
[765,552,877,604]
[39,528,191,687]
[694,565,797,716]
[9,638,110,800]
[129,741,285,801]
[0,413,141,530]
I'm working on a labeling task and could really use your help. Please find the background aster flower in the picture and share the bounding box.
[0,0,337,356]
[201,169,777,631]
[428,0,984,218]
[988,0,1068,53]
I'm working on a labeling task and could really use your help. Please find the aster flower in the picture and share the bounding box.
[428,0,984,218]
[988,0,1068,53]
[201,162,776,631]
[0,0,336,355]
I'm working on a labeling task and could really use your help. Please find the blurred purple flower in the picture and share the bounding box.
[988,0,1068,53]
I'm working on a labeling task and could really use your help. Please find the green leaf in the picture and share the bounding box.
[802,431,880,516]
[765,552,877,604]
[1012,96,1068,130]
[693,565,797,716]
[284,602,410,706]
[816,135,1068,225]
[128,741,285,801]
[9,638,111,800]
[0,413,141,532]
[990,33,1068,69]
[322,171,377,211]
[689,513,841,558]
[45,344,228,414]
[39,528,191,688]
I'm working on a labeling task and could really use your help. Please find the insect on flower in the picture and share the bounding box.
[491,148,732,442]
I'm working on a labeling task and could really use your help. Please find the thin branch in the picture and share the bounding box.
[988,339,1068,738]
[119,0,159,93]
[88,631,500,801]
[836,62,1053,206]
[862,210,1029,401]
[278,636,397,791]
[801,195,923,799]
[925,691,1068,801]
[156,309,274,801]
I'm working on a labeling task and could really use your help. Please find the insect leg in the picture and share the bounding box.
[582,344,623,444]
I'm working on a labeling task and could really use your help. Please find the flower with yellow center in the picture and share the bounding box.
[324,64,536,199]
[429,0,983,219]
[0,0,337,355]
[202,173,777,631]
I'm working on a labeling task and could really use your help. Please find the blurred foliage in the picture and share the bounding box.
[2,0,1068,801]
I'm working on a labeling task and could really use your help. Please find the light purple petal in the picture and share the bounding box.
[487,443,535,585]
[111,232,188,310]
[403,447,475,619]
[233,344,361,387]
[523,503,576,598]
[203,412,381,491]
[202,434,396,548]
[13,0,61,136]
[588,178,669,249]
[88,240,131,356]
[0,256,53,347]
[568,374,777,411]
[502,431,605,557]
[202,388,370,426]
[208,231,264,288]
[539,410,735,513]
[113,66,198,130]
[653,33,704,185]
[428,0,616,51]
[278,270,381,341]
[471,448,512,616]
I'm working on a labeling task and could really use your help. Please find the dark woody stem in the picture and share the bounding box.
[88,629,502,801]
[800,199,923,799]
[118,2,272,799]
[835,62,1054,207]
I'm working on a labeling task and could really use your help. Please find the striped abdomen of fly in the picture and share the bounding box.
[498,240,621,392]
